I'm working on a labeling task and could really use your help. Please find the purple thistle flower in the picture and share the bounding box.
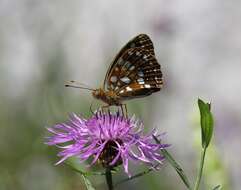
[46,111,169,176]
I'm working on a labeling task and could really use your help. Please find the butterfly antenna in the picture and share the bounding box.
[89,100,95,115]
[65,81,95,91]
[69,80,93,89]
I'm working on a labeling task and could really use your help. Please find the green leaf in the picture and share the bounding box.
[212,185,222,190]
[64,161,85,175]
[64,161,96,189]
[81,174,96,190]
[198,98,214,148]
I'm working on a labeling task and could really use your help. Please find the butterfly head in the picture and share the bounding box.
[92,88,105,100]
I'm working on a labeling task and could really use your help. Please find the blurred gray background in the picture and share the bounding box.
[0,0,240,189]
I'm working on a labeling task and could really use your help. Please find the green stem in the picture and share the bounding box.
[105,167,113,190]
[161,149,192,190]
[114,164,159,187]
[194,148,207,190]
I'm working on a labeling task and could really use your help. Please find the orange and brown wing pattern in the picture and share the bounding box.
[104,34,155,89]
[115,48,162,99]
[104,34,163,100]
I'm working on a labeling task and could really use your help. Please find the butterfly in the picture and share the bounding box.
[66,34,163,114]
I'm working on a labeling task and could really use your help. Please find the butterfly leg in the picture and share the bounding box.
[101,105,110,114]
[124,104,128,117]
[119,104,128,118]
[120,105,125,117]
[89,101,95,115]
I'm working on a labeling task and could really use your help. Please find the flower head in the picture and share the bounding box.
[46,111,169,175]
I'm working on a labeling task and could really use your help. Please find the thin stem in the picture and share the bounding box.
[161,149,192,190]
[114,164,159,187]
[105,167,113,190]
[64,162,105,176]
[152,135,192,190]
[194,148,207,190]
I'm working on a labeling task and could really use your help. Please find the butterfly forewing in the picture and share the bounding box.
[104,34,155,89]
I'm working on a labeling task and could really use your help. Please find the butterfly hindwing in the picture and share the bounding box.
[117,49,162,99]
[106,47,162,99]
[103,34,162,101]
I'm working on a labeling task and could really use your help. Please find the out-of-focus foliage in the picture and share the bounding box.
[1,0,240,189]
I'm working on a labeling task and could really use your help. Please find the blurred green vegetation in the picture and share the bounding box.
[0,40,231,190]
[191,106,231,190]
[1,0,239,188]
[0,47,165,190]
